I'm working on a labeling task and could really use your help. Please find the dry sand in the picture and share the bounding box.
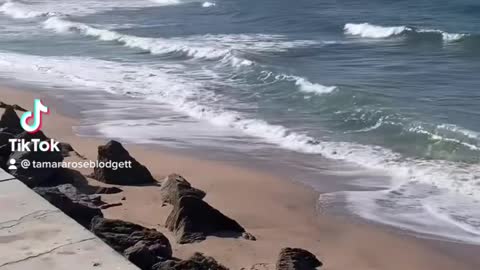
[2,85,480,270]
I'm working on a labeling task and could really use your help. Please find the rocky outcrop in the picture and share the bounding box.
[276,248,322,270]
[9,142,64,187]
[160,174,206,205]
[0,105,22,134]
[91,217,172,269]
[0,130,50,162]
[0,101,26,112]
[152,253,229,270]
[165,195,247,244]
[91,140,155,185]
[34,184,103,227]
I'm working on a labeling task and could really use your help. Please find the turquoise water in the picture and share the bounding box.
[0,0,479,244]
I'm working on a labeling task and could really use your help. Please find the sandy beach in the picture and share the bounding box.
[2,84,480,270]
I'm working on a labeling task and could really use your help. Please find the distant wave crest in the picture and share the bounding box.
[0,1,59,19]
[344,22,468,42]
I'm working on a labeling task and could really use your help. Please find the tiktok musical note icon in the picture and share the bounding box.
[20,99,49,134]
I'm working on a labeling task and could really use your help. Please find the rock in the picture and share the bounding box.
[160,174,206,205]
[0,102,26,112]
[94,186,123,194]
[0,130,50,162]
[242,232,257,241]
[165,195,248,244]
[124,241,159,270]
[276,248,322,270]
[99,202,122,209]
[58,142,74,157]
[0,105,22,134]
[91,140,155,185]
[9,142,64,187]
[0,131,15,161]
[90,217,172,265]
[34,184,103,227]
[152,252,228,270]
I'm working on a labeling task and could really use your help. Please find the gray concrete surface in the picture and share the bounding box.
[0,170,139,270]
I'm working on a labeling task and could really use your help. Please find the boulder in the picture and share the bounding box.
[276,248,322,270]
[34,184,103,227]
[165,195,248,244]
[90,217,172,268]
[152,252,228,270]
[91,140,155,185]
[0,105,22,134]
[9,142,64,187]
[124,240,159,270]
[0,130,49,162]
[160,174,206,205]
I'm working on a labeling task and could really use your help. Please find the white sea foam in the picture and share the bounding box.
[0,1,52,18]
[1,51,479,243]
[258,72,337,96]
[150,0,181,5]
[43,17,319,63]
[0,0,182,19]
[344,22,467,42]
[344,23,409,38]
[292,76,337,95]
[202,1,216,8]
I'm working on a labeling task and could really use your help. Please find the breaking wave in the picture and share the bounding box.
[43,17,319,63]
[0,1,57,18]
[344,23,468,42]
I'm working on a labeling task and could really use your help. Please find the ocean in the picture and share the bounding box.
[1,0,479,245]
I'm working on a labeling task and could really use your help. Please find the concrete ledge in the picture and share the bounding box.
[0,173,139,269]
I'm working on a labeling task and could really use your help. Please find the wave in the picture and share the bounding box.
[43,17,232,60]
[344,23,468,42]
[257,72,337,95]
[0,0,182,19]
[1,51,479,243]
[43,17,319,64]
[0,1,57,19]
[202,1,216,8]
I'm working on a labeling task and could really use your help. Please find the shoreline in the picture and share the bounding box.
[2,84,480,269]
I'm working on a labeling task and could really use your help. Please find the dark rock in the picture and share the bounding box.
[152,252,228,270]
[59,142,74,157]
[34,184,103,227]
[242,232,257,241]
[124,240,159,270]
[0,102,26,112]
[99,202,122,209]
[0,131,15,161]
[15,130,49,142]
[276,248,322,270]
[9,142,64,187]
[94,186,123,194]
[165,195,248,244]
[0,131,50,161]
[91,140,155,185]
[90,217,172,264]
[160,174,206,205]
[55,184,104,206]
[0,105,22,134]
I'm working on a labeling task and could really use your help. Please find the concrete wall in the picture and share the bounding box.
[0,169,139,270]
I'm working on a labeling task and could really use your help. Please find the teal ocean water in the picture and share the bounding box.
[0,0,479,244]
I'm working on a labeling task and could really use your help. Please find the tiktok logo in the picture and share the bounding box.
[20,99,49,134]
